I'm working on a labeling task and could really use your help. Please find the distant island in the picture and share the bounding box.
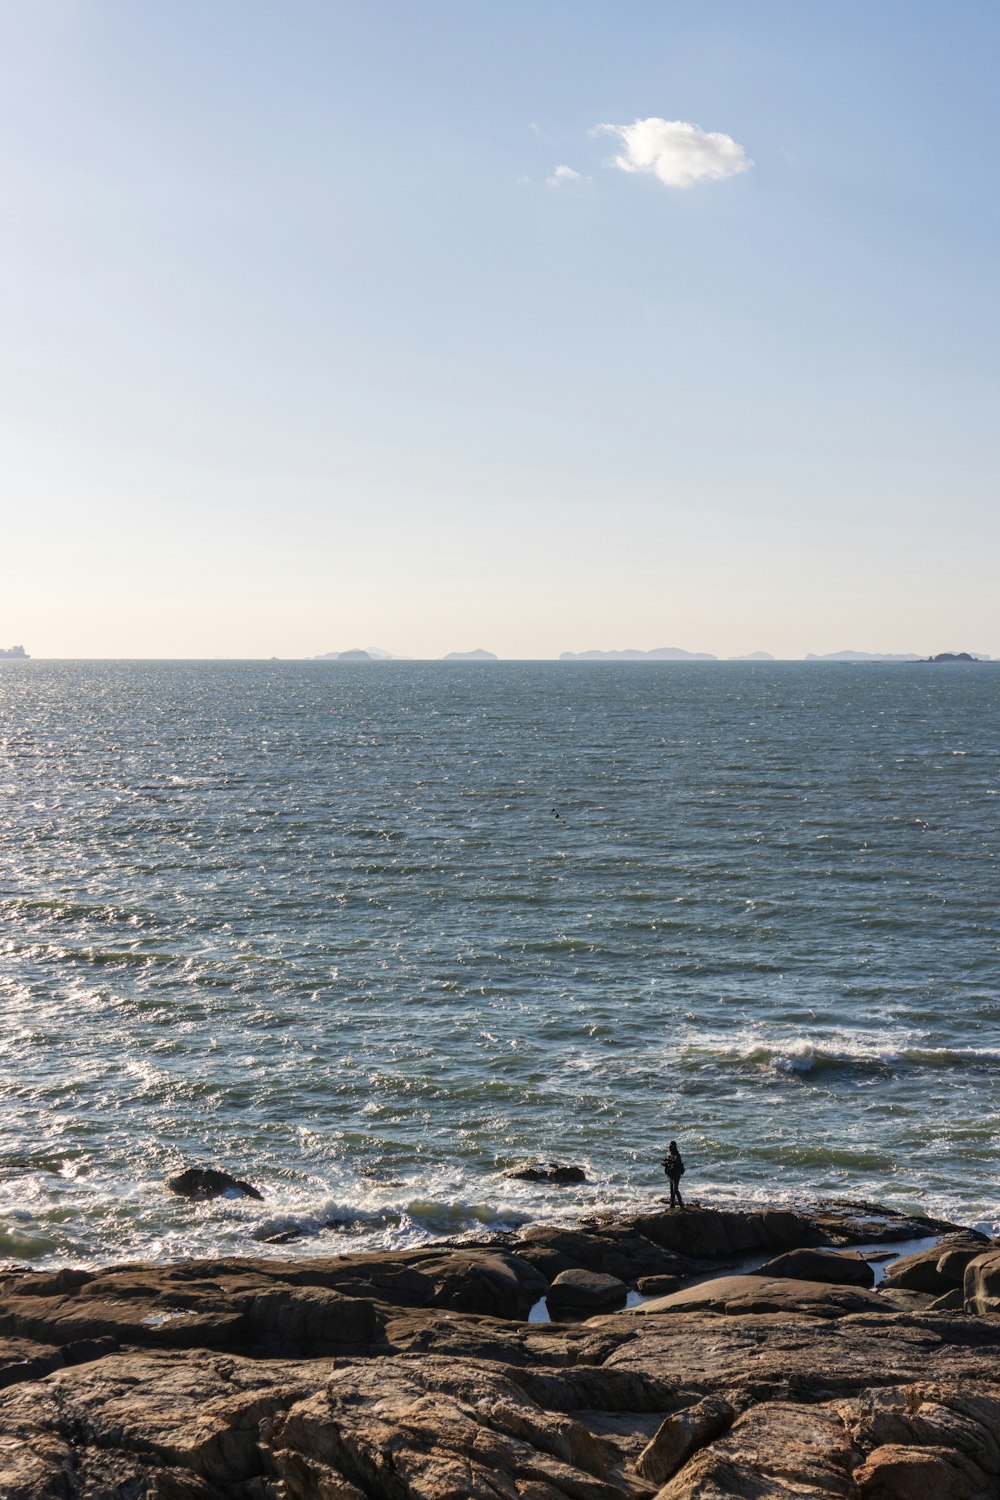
[805,650,991,663]
[314,647,400,661]
[560,647,717,662]
[307,646,994,664]
[804,650,923,663]
[0,645,28,659]
[312,648,499,662]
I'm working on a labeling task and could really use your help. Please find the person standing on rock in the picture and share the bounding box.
[661,1141,685,1209]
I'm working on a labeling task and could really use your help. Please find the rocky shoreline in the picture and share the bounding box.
[2,1199,1000,1497]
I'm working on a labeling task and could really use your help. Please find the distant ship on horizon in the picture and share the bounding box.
[0,645,28,659]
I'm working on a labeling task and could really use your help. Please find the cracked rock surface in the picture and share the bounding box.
[0,1204,998,1498]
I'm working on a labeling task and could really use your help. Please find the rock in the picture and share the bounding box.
[606,1306,1000,1407]
[268,1355,618,1499]
[878,1287,939,1312]
[547,1269,628,1316]
[636,1274,682,1296]
[852,1442,989,1498]
[810,1201,971,1245]
[506,1163,587,1183]
[417,1250,539,1320]
[964,1248,1000,1315]
[167,1166,264,1201]
[634,1205,823,1258]
[757,1247,875,1288]
[657,1401,855,1498]
[1,1204,999,1498]
[0,1264,381,1358]
[883,1247,954,1294]
[882,1235,989,1296]
[513,1224,690,1283]
[509,1364,686,1416]
[0,1336,65,1390]
[847,1382,1000,1497]
[930,1289,967,1312]
[936,1241,990,1282]
[633,1274,884,1320]
[382,1306,631,1370]
[0,1247,549,1361]
[0,1349,319,1498]
[634,1395,735,1483]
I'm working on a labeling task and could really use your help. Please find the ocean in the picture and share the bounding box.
[1,659,998,1266]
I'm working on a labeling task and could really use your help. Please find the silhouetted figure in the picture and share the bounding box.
[661,1141,685,1209]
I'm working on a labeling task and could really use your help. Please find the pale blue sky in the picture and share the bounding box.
[2,1,998,658]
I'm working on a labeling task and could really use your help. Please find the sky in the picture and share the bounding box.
[1,0,998,659]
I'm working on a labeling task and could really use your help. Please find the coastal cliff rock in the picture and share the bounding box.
[2,1204,1000,1498]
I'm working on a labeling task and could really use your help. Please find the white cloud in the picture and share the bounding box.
[597,117,751,189]
[547,163,588,187]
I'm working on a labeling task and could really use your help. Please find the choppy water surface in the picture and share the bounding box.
[1,660,998,1265]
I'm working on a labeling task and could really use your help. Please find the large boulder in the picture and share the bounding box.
[547,1269,628,1316]
[416,1251,540,1320]
[505,1163,587,1183]
[634,1206,823,1258]
[884,1236,989,1297]
[636,1274,683,1296]
[513,1224,690,1283]
[964,1248,1000,1316]
[633,1274,884,1320]
[757,1248,875,1288]
[166,1167,263,1201]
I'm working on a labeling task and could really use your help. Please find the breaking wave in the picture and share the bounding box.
[688,1033,1000,1080]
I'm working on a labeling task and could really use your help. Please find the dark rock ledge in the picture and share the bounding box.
[1,1201,999,1498]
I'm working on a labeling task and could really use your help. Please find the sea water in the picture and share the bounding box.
[1,660,998,1266]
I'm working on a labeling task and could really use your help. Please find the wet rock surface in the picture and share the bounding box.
[167,1167,265,1202]
[1,1201,998,1498]
[506,1162,588,1183]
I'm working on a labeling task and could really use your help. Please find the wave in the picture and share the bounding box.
[4,1159,999,1270]
[688,1033,1000,1079]
[249,1195,535,1248]
[0,1225,59,1258]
